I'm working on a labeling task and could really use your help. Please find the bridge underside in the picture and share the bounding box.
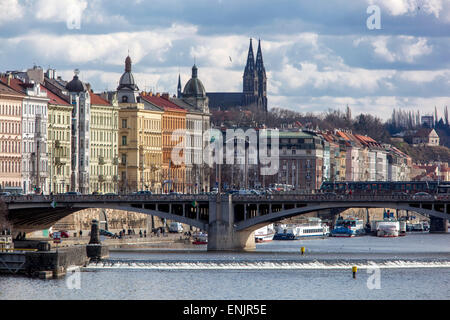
[7,203,209,233]
[235,202,450,232]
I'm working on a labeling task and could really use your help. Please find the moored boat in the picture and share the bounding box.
[255,224,275,243]
[273,218,329,240]
[372,220,400,237]
[331,217,365,237]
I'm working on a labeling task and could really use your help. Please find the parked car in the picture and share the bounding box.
[50,230,70,238]
[0,192,11,196]
[65,191,81,196]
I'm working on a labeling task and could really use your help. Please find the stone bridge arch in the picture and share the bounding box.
[236,202,449,232]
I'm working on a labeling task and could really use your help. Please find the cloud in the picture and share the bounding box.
[354,35,433,63]
[0,0,23,25]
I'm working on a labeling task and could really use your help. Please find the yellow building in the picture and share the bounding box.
[141,93,186,193]
[46,87,72,194]
[118,101,163,193]
[89,91,119,194]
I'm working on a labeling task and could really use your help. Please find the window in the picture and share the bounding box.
[122,96,128,103]
[122,136,127,146]
[121,154,127,165]
[122,119,127,129]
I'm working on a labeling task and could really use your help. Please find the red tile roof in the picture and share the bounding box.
[89,91,111,106]
[140,93,186,113]
[0,81,25,97]
[44,86,70,106]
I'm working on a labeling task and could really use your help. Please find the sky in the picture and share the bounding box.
[0,0,449,120]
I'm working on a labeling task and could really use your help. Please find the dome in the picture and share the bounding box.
[65,73,86,93]
[117,55,139,91]
[183,65,206,98]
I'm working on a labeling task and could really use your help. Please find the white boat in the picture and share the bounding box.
[273,218,329,240]
[371,220,400,237]
[254,224,275,243]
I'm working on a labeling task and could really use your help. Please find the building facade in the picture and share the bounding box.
[141,93,186,193]
[66,70,91,193]
[277,131,324,191]
[46,88,73,194]
[116,56,163,193]
[0,81,23,191]
[89,91,119,194]
[172,64,211,193]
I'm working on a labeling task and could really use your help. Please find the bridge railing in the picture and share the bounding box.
[1,193,449,203]
[0,193,212,203]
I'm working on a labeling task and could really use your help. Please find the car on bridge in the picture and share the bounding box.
[412,192,434,200]
[134,190,153,195]
[64,191,82,196]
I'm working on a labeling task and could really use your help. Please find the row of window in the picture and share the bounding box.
[0,104,21,116]
[0,161,20,173]
[0,121,20,134]
[24,103,47,116]
[302,228,324,234]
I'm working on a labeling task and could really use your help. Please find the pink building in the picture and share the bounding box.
[0,81,24,191]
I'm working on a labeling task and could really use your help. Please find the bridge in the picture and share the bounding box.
[2,193,449,251]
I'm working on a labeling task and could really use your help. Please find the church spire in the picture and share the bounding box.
[125,55,132,72]
[255,39,265,75]
[177,73,182,98]
[244,38,255,74]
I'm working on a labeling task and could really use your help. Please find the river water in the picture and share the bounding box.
[1,233,449,300]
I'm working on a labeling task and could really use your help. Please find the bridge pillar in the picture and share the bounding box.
[207,195,255,251]
[430,216,448,233]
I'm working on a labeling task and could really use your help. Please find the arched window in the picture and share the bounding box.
[122,96,128,103]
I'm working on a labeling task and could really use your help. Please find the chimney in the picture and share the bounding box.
[156,92,160,97]
[162,93,169,100]
[7,73,11,86]
[149,92,153,96]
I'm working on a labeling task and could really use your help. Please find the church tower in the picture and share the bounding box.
[255,39,267,113]
[177,73,182,98]
[243,38,258,107]
[117,55,140,104]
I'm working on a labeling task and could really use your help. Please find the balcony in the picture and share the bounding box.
[55,157,65,166]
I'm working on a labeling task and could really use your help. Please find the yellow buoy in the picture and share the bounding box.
[352,266,357,278]
[301,247,305,255]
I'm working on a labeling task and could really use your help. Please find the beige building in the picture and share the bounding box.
[0,81,24,191]
[46,87,73,194]
[412,128,440,146]
[118,101,163,193]
[89,91,119,194]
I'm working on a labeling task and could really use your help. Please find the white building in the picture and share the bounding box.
[21,82,49,194]
[65,70,91,194]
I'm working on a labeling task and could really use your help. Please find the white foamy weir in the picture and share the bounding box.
[84,260,450,270]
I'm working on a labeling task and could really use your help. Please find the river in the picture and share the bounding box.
[1,233,449,300]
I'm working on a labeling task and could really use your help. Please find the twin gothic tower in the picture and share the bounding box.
[243,38,267,113]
